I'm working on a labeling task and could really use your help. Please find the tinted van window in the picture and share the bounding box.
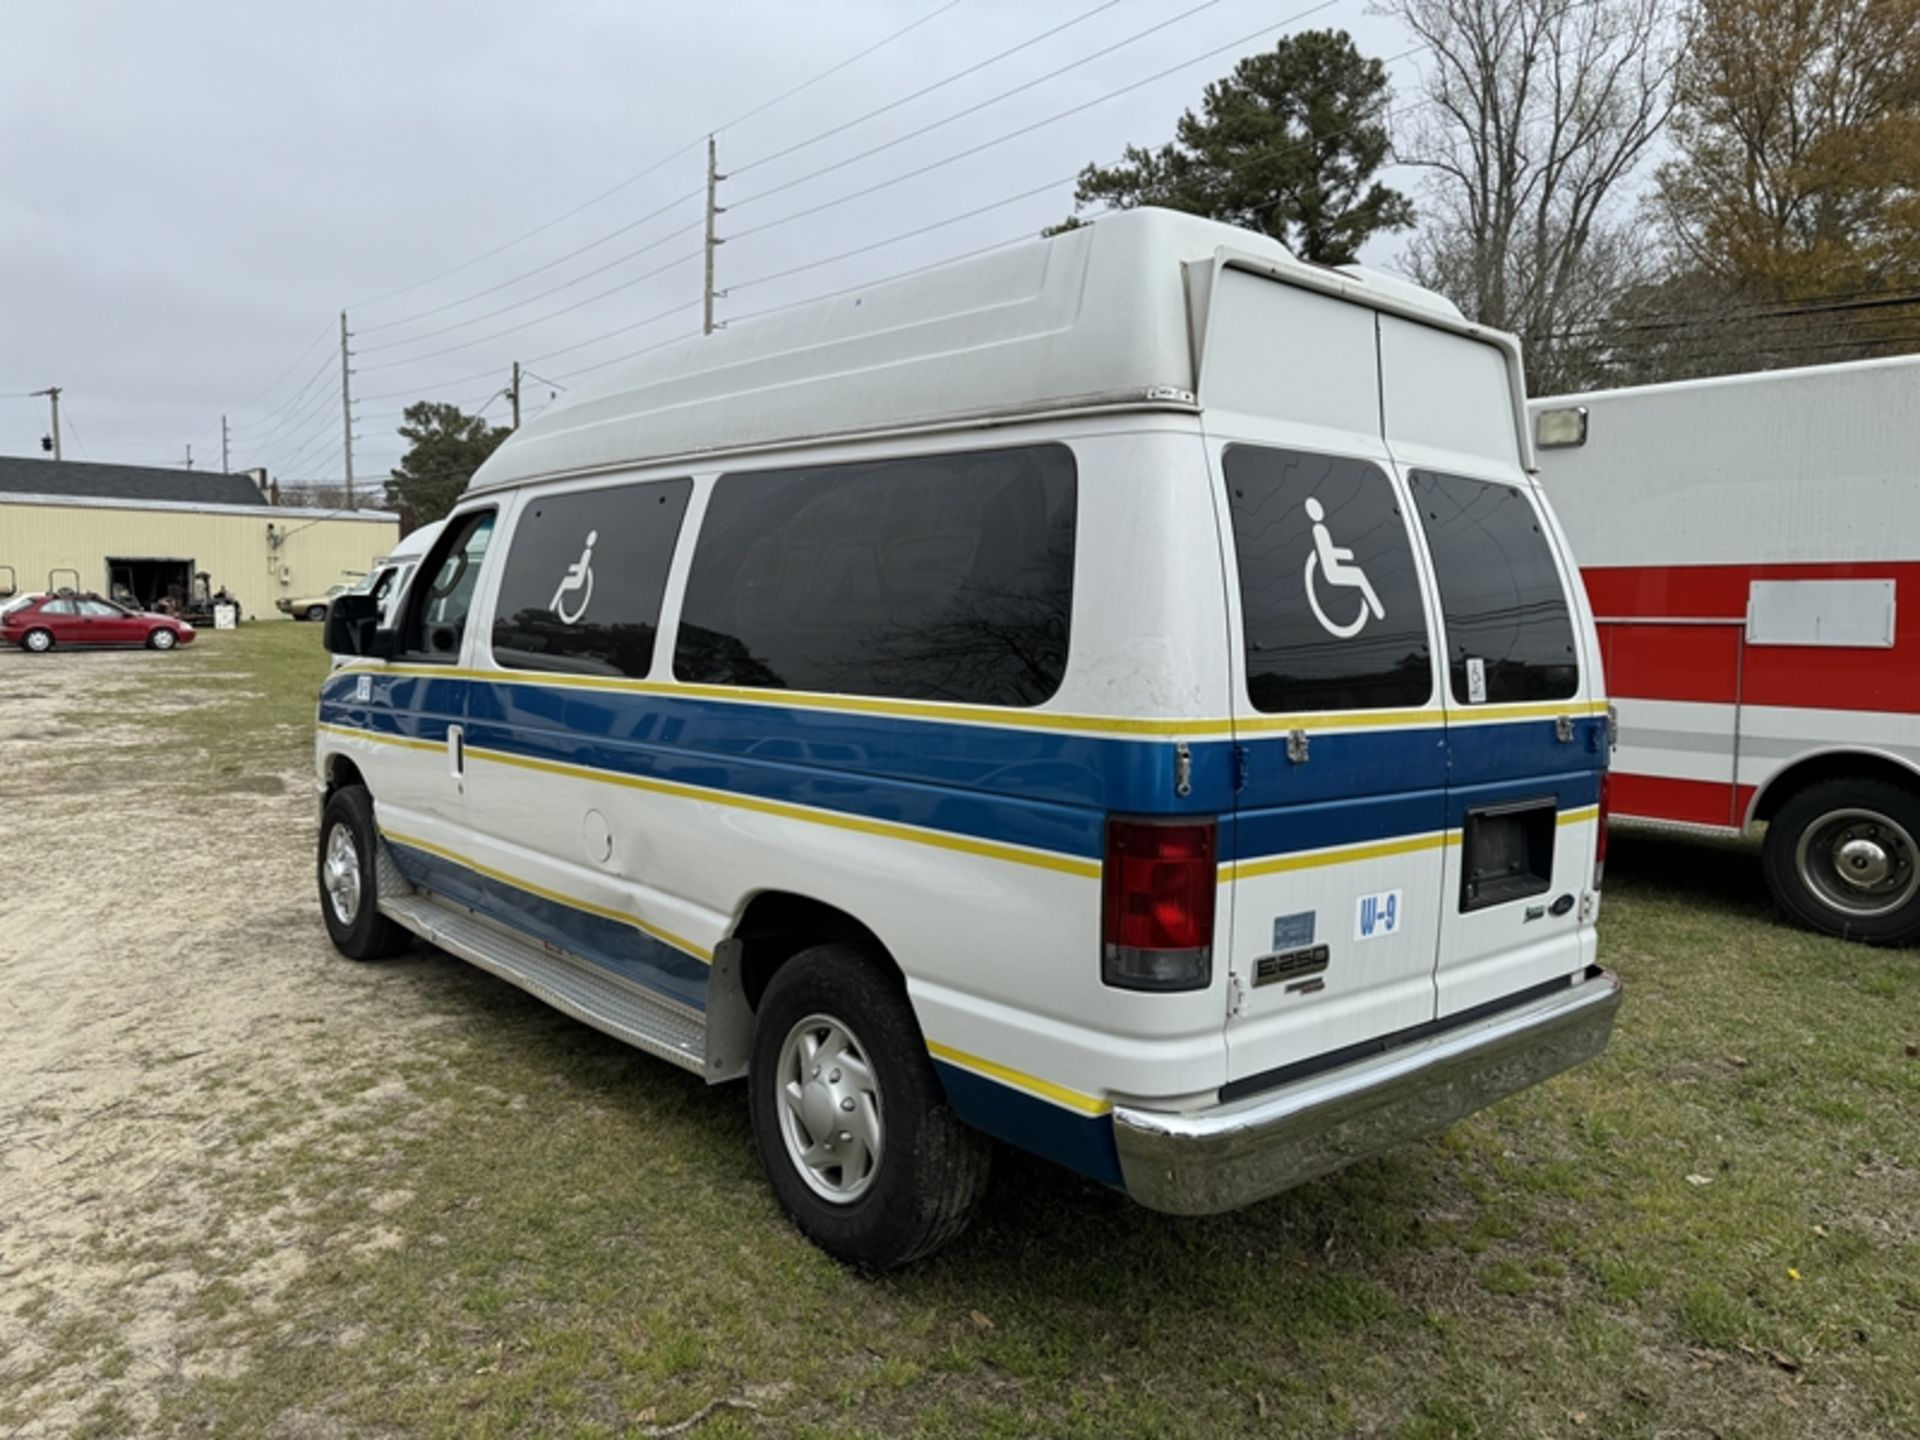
[492,480,691,679]
[1223,445,1433,712]
[674,445,1075,706]
[404,510,494,659]
[1409,472,1578,704]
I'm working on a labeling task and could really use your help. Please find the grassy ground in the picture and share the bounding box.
[11,625,1920,1438]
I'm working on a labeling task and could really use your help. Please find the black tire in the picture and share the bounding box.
[748,944,991,1268]
[147,628,177,651]
[305,605,328,622]
[318,785,413,961]
[21,628,53,653]
[1763,776,1920,944]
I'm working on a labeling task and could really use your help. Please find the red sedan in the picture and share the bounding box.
[1,593,197,652]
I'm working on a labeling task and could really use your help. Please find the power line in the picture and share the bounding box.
[355,197,705,341]
[229,322,335,416]
[356,252,705,374]
[732,0,1126,180]
[726,229,1049,328]
[346,0,968,315]
[228,351,338,439]
[729,0,1231,215]
[727,177,1078,293]
[349,0,1107,354]
[727,0,1346,244]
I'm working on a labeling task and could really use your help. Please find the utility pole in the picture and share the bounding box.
[184,444,194,471]
[221,415,230,473]
[339,309,355,508]
[703,136,725,335]
[510,360,522,430]
[30,386,61,460]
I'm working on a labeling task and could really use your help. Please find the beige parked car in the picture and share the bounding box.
[277,583,350,622]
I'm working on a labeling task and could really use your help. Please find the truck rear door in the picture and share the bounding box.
[1378,316,1606,1017]
[1202,269,1452,1083]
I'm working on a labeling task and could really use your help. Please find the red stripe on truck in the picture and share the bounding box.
[1586,562,1920,716]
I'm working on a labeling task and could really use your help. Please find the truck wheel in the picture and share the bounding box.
[22,628,53,653]
[748,944,990,1269]
[147,628,177,650]
[305,605,328,622]
[1763,777,1920,944]
[318,785,413,960]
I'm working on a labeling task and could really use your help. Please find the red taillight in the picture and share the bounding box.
[1593,772,1611,888]
[1102,817,1216,991]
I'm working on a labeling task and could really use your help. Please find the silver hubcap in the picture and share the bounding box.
[26,631,49,651]
[1796,807,1920,918]
[776,1013,883,1204]
[324,823,362,926]
[154,631,174,648]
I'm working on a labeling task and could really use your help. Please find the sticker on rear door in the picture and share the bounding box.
[1354,889,1403,941]
[1466,656,1488,703]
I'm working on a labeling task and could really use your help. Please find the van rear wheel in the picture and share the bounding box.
[1763,777,1920,944]
[318,785,414,960]
[748,944,990,1268]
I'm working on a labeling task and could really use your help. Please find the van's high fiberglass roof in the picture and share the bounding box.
[468,208,1468,494]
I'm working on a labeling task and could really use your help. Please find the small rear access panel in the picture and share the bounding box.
[380,892,710,1075]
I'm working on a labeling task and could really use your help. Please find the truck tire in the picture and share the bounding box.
[318,785,414,960]
[305,604,328,622]
[1763,776,1920,944]
[748,943,991,1269]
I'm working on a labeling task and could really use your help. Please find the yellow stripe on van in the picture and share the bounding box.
[1222,830,1451,882]
[1558,804,1600,826]
[329,662,1606,739]
[925,1041,1112,1116]
[316,720,443,754]
[464,744,1104,880]
[379,826,713,963]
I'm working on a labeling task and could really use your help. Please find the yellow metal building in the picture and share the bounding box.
[0,456,398,619]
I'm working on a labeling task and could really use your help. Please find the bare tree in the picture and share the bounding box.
[276,481,356,511]
[1385,0,1680,392]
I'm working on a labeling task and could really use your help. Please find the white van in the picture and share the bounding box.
[314,209,1620,1267]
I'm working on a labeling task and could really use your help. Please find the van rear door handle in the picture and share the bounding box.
[448,724,465,777]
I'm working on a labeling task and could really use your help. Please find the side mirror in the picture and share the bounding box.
[323,593,396,659]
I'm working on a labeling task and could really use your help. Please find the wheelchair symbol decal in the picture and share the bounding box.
[1302,497,1385,640]
[549,530,597,625]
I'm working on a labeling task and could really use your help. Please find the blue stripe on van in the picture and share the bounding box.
[384,837,710,1011]
[321,676,1605,869]
[931,1061,1124,1188]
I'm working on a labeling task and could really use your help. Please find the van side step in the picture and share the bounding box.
[379,892,707,1074]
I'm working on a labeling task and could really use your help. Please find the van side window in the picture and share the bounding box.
[1409,472,1579,704]
[1223,445,1433,713]
[674,444,1076,706]
[402,510,495,660]
[491,480,692,679]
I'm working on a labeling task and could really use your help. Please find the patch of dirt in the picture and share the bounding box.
[0,649,462,1434]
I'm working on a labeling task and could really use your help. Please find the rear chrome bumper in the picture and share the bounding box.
[1112,969,1622,1215]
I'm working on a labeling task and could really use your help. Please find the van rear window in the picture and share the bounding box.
[674,445,1076,707]
[1408,472,1579,704]
[1223,445,1433,713]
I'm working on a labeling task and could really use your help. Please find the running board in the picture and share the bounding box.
[380,892,708,1075]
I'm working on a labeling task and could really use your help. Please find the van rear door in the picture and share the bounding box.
[1378,316,1605,1017]
[1201,268,1452,1082]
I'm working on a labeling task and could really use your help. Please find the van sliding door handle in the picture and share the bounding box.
[448,724,465,777]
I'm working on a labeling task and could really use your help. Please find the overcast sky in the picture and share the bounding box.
[2,0,1428,490]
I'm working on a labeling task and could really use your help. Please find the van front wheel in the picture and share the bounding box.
[748,944,990,1268]
[318,785,414,961]
[1763,777,1920,944]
